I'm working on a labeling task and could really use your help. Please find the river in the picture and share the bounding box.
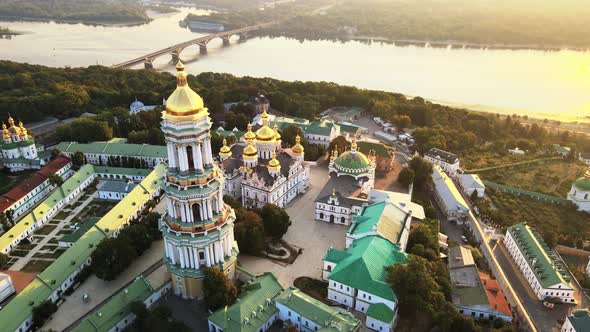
[1,7,589,122]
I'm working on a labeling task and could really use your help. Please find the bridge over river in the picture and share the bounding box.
[112,23,274,69]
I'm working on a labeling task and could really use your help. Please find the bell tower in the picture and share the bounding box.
[160,61,238,299]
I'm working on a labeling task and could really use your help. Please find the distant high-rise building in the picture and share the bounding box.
[160,61,238,299]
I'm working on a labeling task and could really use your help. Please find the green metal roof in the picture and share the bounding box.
[356,141,393,158]
[71,277,153,332]
[214,129,245,139]
[347,201,410,246]
[574,177,590,191]
[333,151,370,174]
[366,303,394,323]
[208,272,284,332]
[274,287,360,332]
[326,236,407,301]
[0,137,35,149]
[56,142,166,158]
[323,247,350,264]
[300,120,336,136]
[568,309,590,332]
[507,223,571,289]
[0,164,166,332]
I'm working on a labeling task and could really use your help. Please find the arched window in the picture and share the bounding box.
[341,217,346,224]
[192,203,202,222]
[327,265,332,272]
[319,212,324,219]
[329,215,335,223]
[585,193,589,200]
[186,145,194,170]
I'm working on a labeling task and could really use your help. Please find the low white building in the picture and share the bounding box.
[98,180,137,201]
[0,273,15,303]
[323,236,407,331]
[208,273,361,332]
[424,148,460,174]
[432,166,469,223]
[55,141,167,168]
[578,153,590,165]
[448,246,512,322]
[508,148,525,155]
[504,223,575,303]
[562,309,590,332]
[0,156,72,221]
[458,173,485,198]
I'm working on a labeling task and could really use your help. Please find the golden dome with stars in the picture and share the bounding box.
[292,135,304,156]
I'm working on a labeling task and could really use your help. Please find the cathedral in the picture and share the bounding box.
[219,111,310,208]
[159,61,238,299]
[0,116,45,172]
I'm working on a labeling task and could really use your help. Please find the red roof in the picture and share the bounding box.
[0,156,71,212]
[479,272,512,317]
[0,270,37,293]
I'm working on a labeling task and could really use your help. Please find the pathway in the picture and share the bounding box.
[239,165,347,286]
[10,190,98,271]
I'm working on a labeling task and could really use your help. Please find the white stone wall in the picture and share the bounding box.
[277,302,323,332]
[366,316,391,332]
[315,202,352,225]
[567,187,590,212]
[456,304,512,322]
[424,155,460,174]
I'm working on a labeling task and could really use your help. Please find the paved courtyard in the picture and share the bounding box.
[239,164,348,286]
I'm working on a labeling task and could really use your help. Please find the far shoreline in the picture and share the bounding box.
[0,15,152,27]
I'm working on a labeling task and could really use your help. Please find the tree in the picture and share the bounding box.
[119,224,153,255]
[470,190,479,203]
[223,194,241,209]
[407,223,439,261]
[328,135,350,155]
[72,151,85,167]
[48,174,64,187]
[203,267,237,311]
[409,156,433,187]
[0,252,8,268]
[260,203,291,240]
[91,237,137,281]
[51,148,61,158]
[234,209,266,255]
[397,168,415,187]
[32,300,58,330]
[142,212,162,240]
[55,118,112,143]
[387,255,445,318]
[128,302,190,332]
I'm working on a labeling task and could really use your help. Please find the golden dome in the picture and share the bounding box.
[292,135,304,156]
[164,60,205,116]
[268,151,281,170]
[244,123,256,141]
[219,138,232,157]
[18,120,27,137]
[8,116,15,127]
[243,141,258,157]
[256,124,276,141]
[273,124,281,140]
[2,123,9,140]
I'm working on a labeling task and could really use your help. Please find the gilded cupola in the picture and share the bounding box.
[163,61,206,118]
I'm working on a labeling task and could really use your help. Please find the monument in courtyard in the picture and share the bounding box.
[159,61,238,299]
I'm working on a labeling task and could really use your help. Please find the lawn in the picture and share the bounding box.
[35,224,57,235]
[461,150,549,170]
[54,211,70,219]
[21,259,53,273]
[476,188,590,242]
[478,160,586,197]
